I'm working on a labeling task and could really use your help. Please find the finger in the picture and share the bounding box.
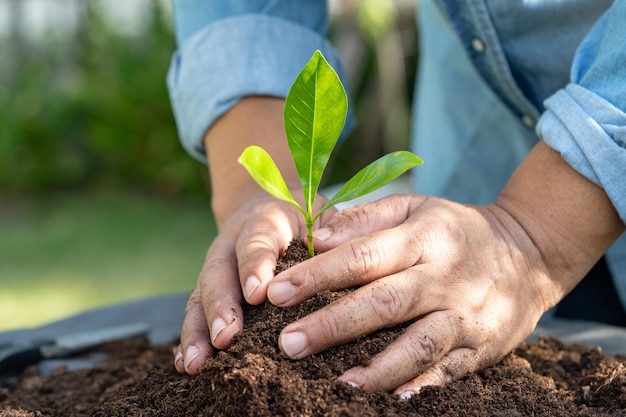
[312,194,427,251]
[336,311,466,392]
[235,203,297,304]
[267,224,422,307]
[276,265,443,360]
[393,347,481,399]
[173,344,184,374]
[198,236,245,351]
[178,233,245,375]
[178,288,214,375]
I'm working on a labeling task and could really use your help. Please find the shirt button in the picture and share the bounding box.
[471,37,486,53]
[521,114,536,128]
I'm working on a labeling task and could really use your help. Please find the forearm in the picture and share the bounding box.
[205,96,300,227]
[495,140,625,309]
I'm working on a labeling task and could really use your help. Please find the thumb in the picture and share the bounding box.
[313,194,416,251]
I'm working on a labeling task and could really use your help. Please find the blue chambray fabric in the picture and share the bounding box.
[414,0,625,309]
[167,0,626,309]
[166,1,350,162]
[536,1,626,305]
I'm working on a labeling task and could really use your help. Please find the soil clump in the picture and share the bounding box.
[1,239,625,416]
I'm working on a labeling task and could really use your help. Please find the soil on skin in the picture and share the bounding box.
[2,239,626,417]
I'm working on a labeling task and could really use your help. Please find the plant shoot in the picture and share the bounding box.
[238,50,422,257]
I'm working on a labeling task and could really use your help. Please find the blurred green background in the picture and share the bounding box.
[0,0,418,331]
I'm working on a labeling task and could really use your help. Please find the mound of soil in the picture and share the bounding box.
[2,240,625,416]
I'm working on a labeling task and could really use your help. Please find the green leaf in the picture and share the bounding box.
[237,50,424,258]
[321,151,423,213]
[284,50,348,215]
[238,146,302,213]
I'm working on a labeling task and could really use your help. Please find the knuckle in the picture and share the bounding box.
[196,273,238,314]
[313,311,344,346]
[184,289,203,316]
[236,235,272,254]
[438,349,480,385]
[431,363,455,386]
[367,284,404,324]
[331,206,370,233]
[235,237,273,270]
[345,241,381,278]
[201,256,234,276]
[406,332,439,367]
[321,316,342,342]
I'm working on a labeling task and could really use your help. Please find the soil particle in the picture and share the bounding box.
[1,239,625,416]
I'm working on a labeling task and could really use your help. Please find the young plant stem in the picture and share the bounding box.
[237,50,422,259]
[307,224,315,258]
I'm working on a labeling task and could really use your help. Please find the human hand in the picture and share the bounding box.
[173,191,334,375]
[265,194,556,397]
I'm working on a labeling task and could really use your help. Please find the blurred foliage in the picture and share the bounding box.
[0,2,208,198]
[326,0,418,186]
[0,1,418,198]
[357,0,398,41]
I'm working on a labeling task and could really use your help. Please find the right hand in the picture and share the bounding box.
[172,96,309,374]
[173,190,334,375]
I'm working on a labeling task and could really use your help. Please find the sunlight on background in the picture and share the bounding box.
[0,0,418,331]
[0,0,172,40]
[0,0,211,331]
[0,193,216,331]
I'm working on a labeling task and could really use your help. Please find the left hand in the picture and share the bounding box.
[264,140,625,397]
[265,193,555,397]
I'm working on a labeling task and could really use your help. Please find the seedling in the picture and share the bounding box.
[238,50,422,257]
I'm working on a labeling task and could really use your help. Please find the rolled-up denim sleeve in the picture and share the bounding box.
[166,0,351,163]
[537,0,626,222]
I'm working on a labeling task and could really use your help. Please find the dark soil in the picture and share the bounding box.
[2,239,626,417]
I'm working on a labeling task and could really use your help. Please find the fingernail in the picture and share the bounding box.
[267,281,295,305]
[399,391,414,400]
[184,345,201,372]
[174,350,183,367]
[280,331,307,359]
[211,317,227,344]
[344,381,359,388]
[313,227,332,241]
[245,275,261,299]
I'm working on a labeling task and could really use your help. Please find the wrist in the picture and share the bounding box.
[204,96,301,227]
[495,140,624,306]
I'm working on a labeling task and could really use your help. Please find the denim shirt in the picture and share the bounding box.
[167,0,626,308]
[166,1,349,162]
